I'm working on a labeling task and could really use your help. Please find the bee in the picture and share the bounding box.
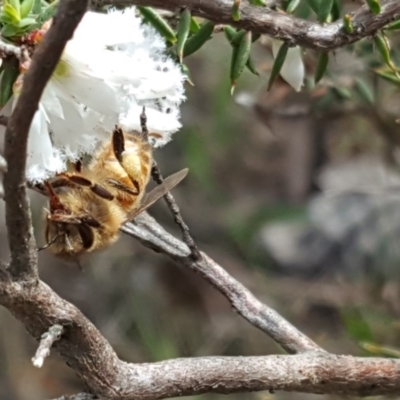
[39,126,188,260]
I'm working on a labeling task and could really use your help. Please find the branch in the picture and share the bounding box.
[0,115,9,127]
[100,0,400,50]
[2,274,400,399]
[3,0,89,281]
[151,163,201,260]
[0,39,21,59]
[122,213,322,354]
[32,324,64,368]
[51,395,95,400]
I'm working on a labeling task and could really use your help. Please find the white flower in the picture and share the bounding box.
[272,40,304,92]
[16,7,186,183]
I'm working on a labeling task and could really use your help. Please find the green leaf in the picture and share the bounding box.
[332,86,352,100]
[354,78,374,105]
[180,63,194,86]
[183,21,214,58]
[32,0,42,14]
[366,0,381,14]
[268,43,288,91]
[245,55,259,76]
[249,0,266,5]
[138,6,177,45]
[385,19,400,31]
[17,17,36,27]
[176,8,191,63]
[20,0,35,18]
[317,0,333,22]
[230,30,252,94]
[374,32,398,75]
[314,52,329,83]
[330,0,341,21]
[224,26,258,76]
[37,0,58,23]
[0,13,17,24]
[343,14,354,33]
[0,58,19,106]
[8,0,20,17]
[2,4,21,24]
[341,308,374,343]
[232,0,241,21]
[361,342,400,358]
[189,17,200,34]
[374,68,400,85]
[224,25,237,42]
[307,0,320,14]
[1,23,20,37]
[286,0,300,14]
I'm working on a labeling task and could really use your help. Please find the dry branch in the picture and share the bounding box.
[122,213,322,354]
[0,115,9,127]
[0,39,21,59]
[3,0,89,281]
[1,272,400,399]
[99,0,400,50]
[1,0,400,398]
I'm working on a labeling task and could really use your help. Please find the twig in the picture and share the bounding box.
[32,324,64,368]
[0,39,21,59]
[140,106,201,261]
[150,163,202,261]
[3,0,89,281]
[122,212,322,354]
[101,0,400,50]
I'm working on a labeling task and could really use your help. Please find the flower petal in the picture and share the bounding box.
[272,40,304,92]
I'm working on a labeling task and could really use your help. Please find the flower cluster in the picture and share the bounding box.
[16,7,186,182]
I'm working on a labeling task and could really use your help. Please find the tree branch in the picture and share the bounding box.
[0,115,9,127]
[99,0,400,50]
[3,0,89,281]
[1,271,400,399]
[0,39,21,59]
[122,213,322,354]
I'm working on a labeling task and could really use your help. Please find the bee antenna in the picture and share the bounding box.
[140,106,149,142]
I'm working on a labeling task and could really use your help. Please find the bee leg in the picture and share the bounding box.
[112,127,146,195]
[58,173,114,201]
[38,233,63,252]
[77,224,95,249]
[49,213,102,229]
[27,181,47,196]
[64,236,84,271]
[106,178,139,196]
[50,177,75,189]
[112,126,125,163]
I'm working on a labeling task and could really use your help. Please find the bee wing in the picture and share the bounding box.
[124,168,189,223]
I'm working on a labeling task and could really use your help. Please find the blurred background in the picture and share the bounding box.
[2,2,400,398]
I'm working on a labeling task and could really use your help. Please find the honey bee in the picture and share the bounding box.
[39,126,188,260]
